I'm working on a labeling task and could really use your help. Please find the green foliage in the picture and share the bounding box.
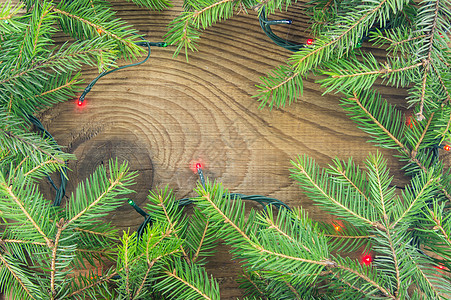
[2,0,451,299]
[164,0,260,60]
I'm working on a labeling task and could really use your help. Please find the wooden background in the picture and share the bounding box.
[37,1,411,298]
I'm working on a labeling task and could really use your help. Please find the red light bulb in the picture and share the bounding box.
[362,254,372,265]
[444,145,450,151]
[306,38,314,45]
[190,159,206,173]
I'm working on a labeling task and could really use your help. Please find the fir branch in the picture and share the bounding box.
[50,219,65,299]
[391,177,437,229]
[328,158,373,208]
[432,64,451,104]
[255,246,334,266]
[0,252,37,300]
[291,155,378,227]
[67,269,118,298]
[323,234,372,239]
[240,271,268,299]
[0,239,46,246]
[157,259,220,300]
[335,263,395,299]
[413,112,434,154]
[156,194,190,262]
[415,0,441,119]
[202,191,253,244]
[192,219,210,263]
[384,229,401,298]
[351,93,404,150]
[163,269,213,300]
[63,160,136,230]
[0,180,53,247]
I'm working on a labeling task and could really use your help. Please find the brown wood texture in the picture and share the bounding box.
[36,1,412,298]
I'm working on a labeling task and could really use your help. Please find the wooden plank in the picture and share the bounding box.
[29,1,412,299]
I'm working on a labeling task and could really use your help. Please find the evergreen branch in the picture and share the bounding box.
[431,64,451,104]
[291,156,377,227]
[416,0,440,120]
[67,270,118,298]
[50,219,65,300]
[22,72,82,103]
[202,191,253,244]
[123,232,132,298]
[429,210,451,246]
[23,159,60,177]
[0,239,46,246]
[384,229,401,298]
[282,279,301,299]
[264,214,312,254]
[2,130,64,165]
[0,46,112,86]
[63,160,136,230]
[349,92,407,152]
[0,252,37,300]
[255,66,302,109]
[240,271,267,299]
[404,252,444,298]
[162,269,213,300]
[293,0,390,73]
[366,153,392,222]
[134,264,152,299]
[64,175,122,229]
[323,234,372,239]
[335,263,395,299]
[50,6,139,54]
[328,159,372,207]
[391,176,437,229]
[413,112,434,154]
[0,181,53,247]
[155,258,220,300]
[192,219,210,263]
[255,247,334,266]
[157,194,190,262]
[330,62,422,79]
[192,0,235,21]
[126,0,172,10]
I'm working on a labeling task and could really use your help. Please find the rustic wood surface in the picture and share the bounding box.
[34,1,413,298]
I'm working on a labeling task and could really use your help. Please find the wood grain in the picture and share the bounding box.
[34,1,414,298]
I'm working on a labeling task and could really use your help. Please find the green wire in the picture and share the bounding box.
[78,40,167,104]
[258,6,303,52]
[26,113,67,206]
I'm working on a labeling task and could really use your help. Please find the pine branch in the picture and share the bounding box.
[126,0,172,10]
[50,220,65,300]
[146,187,190,262]
[254,65,302,109]
[290,154,380,228]
[0,173,54,247]
[334,259,396,299]
[414,0,441,120]
[63,159,136,230]
[155,258,220,300]
[0,252,40,300]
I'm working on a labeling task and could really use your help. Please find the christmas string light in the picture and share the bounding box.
[77,39,167,106]
[26,113,67,206]
[258,6,307,52]
[127,199,152,240]
[129,164,292,239]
